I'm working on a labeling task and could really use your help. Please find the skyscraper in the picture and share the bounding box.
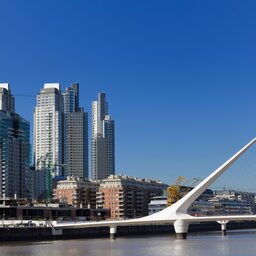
[91,93,115,180]
[34,84,63,199]
[63,83,88,178]
[103,115,115,175]
[0,84,15,112]
[33,83,88,200]
[0,84,30,199]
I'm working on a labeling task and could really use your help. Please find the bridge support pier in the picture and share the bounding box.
[174,220,189,239]
[110,226,117,239]
[217,221,229,236]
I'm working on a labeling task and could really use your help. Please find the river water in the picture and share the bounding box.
[0,230,256,256]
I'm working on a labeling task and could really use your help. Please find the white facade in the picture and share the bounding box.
[44,83,60,90]
[34,84,63,199]
[0,83,10,90]
[92,101,98,137]
[92,93,108,138]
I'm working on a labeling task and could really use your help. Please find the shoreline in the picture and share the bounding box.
[0,221,256,242]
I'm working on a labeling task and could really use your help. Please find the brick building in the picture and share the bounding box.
[53,176,99,208]
[96,175,168,219]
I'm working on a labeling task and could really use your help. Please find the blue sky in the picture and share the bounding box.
[1,0,256,188]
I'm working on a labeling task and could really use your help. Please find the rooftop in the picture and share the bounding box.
[44,83,60,90]
[0,83,10,90]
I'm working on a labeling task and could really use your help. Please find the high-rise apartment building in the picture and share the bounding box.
[92,92,108,137]
[34,83,63,199]
[103,115,115,175]
[0,84,30,199]
[33,83,88,200]
[91,93,115,180]
[63,84,88,178]
[0,84,15,112]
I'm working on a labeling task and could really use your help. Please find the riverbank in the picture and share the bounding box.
[0,221,256,242]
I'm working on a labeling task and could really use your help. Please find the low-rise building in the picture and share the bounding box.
[0,198,109,221]
[149,191,216,216]
[148,188,254,216]
[214,189,256,212]
[53,176,99,208]
[208,198,252,215]
[148,195,168,215]
[96,175,168,219]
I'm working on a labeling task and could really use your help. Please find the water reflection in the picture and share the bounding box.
[0,231,256,256]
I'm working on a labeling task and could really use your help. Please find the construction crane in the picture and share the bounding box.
[167,176,186,206]
[36,153,52,203]
[167,176,201,206]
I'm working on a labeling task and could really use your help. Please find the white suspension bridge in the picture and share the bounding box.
[53,137,256,239]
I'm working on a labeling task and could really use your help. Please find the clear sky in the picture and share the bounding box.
[1,0,256,189]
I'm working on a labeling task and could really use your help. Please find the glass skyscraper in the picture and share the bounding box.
[0,84,30,199]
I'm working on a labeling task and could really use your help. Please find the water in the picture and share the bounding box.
[0,230,256,256]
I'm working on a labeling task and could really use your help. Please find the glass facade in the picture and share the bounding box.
[0,107,30,199]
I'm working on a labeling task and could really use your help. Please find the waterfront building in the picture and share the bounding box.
[148,189,254,216]
[208,198,252,215]
[0,84,30,199]
[34,84,63,200]
[96,175,168,219]
[33,83,88,200]
[148,193,216,216]
[213,189,256,214]
[0,198,109,221]
[91,93,115,180]
[148,195,168,215]
[53,176,99,208]
[63,84,88,178]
